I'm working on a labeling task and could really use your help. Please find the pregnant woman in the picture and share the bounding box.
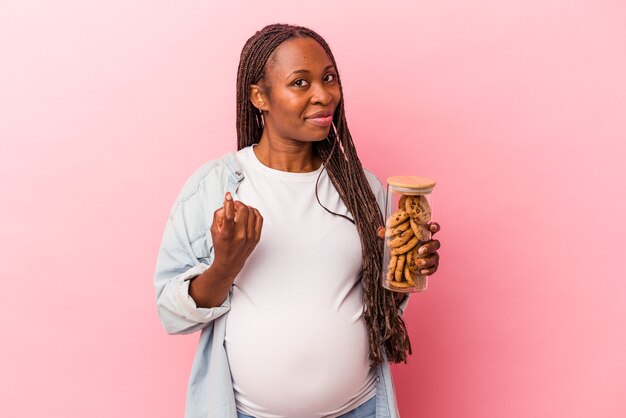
[154,23,441,418]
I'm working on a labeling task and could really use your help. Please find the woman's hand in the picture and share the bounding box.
[211,192,264,278]
[377,222,441,276]
[189,192,263,308]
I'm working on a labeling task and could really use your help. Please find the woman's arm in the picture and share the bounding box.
[154,190,263,335]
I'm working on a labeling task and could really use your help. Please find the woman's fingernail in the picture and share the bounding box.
[226,192,232,201]
[421,269,429,274]
[418,259,426,266]
[419,246,427,255]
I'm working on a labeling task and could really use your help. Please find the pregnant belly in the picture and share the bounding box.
[225,305,373,417]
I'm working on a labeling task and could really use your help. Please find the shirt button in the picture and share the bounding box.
[235,171,242,176]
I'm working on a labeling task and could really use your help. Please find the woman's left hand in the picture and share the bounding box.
[377,222,441,276]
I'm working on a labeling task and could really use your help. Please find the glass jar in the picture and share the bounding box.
[382,176,436,293]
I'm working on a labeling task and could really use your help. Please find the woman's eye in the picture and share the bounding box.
[293,79,309,87]
[324,74,336,82]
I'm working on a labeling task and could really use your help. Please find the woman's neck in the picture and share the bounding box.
[253,134,322,173]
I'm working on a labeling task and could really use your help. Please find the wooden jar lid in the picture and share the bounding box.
[387,175,436,192]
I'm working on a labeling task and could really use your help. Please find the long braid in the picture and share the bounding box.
[236,23,411,365]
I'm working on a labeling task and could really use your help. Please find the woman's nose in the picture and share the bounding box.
[310,82,334,105]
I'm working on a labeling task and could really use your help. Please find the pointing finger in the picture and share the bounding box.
[221,193,235,239]
[224,192,235,222]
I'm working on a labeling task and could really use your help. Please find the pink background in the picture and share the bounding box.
[1,1,625,417]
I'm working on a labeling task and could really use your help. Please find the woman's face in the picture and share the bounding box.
[251,37,341,142]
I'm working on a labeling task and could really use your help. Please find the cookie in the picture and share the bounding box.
[388,228,414,248]
[394,254,406,281]
[406,248,419,273]
[387,255,398,280]
[388,280,413,289]
[386,219,411,238]
[386,208,410,228]
[405,195,431,223]
[409,219,431,241]
[398,195,408,210]
[391,236,419,256]
[404,263,416,286]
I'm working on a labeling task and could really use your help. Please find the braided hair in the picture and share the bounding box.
[235,23,411,365]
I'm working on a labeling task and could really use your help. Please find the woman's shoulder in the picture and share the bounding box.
[174,150,242,206]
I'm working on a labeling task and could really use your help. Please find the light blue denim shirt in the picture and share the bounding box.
[154,150,410,418]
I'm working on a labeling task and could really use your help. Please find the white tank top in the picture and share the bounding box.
[224,145,377,418]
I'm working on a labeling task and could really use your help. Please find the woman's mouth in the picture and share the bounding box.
[305,115,333,127]
[305,110,334,127]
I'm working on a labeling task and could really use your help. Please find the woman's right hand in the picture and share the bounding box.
[189,192,263,308]
[210,192,263,279]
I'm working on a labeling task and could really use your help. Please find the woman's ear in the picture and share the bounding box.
[249,84,269,112]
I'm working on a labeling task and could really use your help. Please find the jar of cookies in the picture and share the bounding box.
[382,176,436,293]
